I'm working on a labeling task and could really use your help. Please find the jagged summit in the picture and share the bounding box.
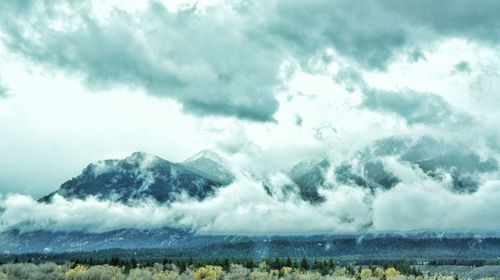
[126,151,160,161]
[184,149,227,166]
[38,134,499,208]
[182,149,235,185]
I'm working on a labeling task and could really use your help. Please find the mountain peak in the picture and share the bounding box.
[125,151,163,169]
[40,152,225,204]
[126,151,160,161]
[184,149,226,165]
[128,151,150,158]
[182,150,234,185]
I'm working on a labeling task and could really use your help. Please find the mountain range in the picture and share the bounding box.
[2,135,499,255]
[38,135,499,206]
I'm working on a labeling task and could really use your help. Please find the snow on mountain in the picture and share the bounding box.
[39,152,226,204]
[181,149,235,185]
[37,135,499,208]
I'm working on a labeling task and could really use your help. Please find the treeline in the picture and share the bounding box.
[2,254,494,270]
[58,256,424,277]
[0,256,424,276]
[73,257,342,275]
[0,260,425,280]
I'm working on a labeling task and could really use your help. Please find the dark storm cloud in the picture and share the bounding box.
[1,0,500,121]
[265,0,500,70]
[362,88,472,126]
[265,0,409,70]
[381,0,500,43]
[0,1,282,121]
[332,66,472,126]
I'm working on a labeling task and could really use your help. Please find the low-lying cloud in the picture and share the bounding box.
[2,160,500,235]
[0,177,372,234]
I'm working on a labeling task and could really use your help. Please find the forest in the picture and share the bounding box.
[0,256,478,280]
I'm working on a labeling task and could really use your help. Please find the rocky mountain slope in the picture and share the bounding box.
[39,151,233,204]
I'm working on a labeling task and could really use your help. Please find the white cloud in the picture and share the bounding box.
[2,165,500,234]
[0,176,372,234]
[373,180,500,231]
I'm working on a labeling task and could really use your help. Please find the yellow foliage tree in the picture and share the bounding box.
[360,268,373,278]
[193,265,223,280]
[281,266,293,276]
[65,264,88,279]
[258,261,268,271]
[373,267,385,277]
[334,267,348,276]
[270,269,279,276]
[384,267,400,278]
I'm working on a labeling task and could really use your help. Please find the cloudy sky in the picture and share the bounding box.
[1,0,500,233]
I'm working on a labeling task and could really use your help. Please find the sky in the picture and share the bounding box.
[1,0,500,234]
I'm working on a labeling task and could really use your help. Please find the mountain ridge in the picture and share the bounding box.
[39,135,500,206]
[39,150,233,204]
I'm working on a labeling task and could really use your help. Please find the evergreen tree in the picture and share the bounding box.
[271,257,281,270]
[300,257,309,270]
[244,259,254,269]
[222,258,230,271]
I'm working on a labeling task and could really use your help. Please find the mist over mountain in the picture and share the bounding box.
[35,134,499,210]
[335,136,498,194]
[1,134,498,237]
[262,135,499,205]
[182,150,235,186]
[0,134,500,254]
